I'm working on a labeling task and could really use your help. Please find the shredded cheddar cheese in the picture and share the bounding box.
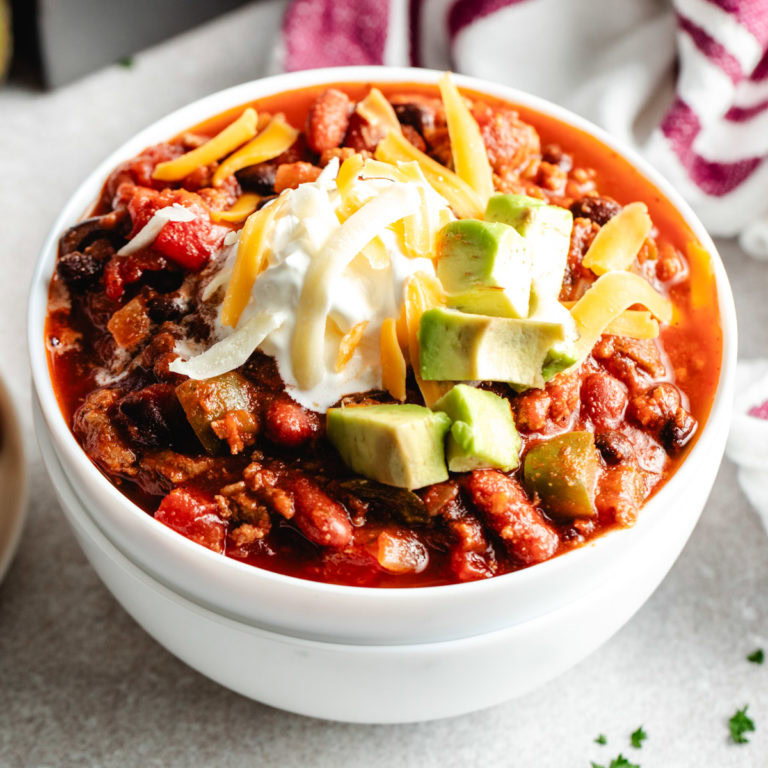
[688,241,716,310]
[380,318,407,401]
[335,321,368,372]
[220,199,283,328]
[356,88,403,136]
[376,131,484,219]
[438,72,494,202]
[569,271,672,361]
[582,202,652,275]
[212,115,299,186]
[561,302,660,339]
[153,108,258,182]
[211,193,262,223]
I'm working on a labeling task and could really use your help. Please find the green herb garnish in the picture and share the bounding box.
[747,648,764,665]
[630,726,647,749]
[594,734,607,745]
[591,755,639,768]
[117,56,134,69]
[729,705,756,744]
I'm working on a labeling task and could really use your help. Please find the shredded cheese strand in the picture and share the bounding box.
[153,108,258,182]
[561,302,659,339]
[117,204,196,256]
[212,115,298,186]
[404,273,453,407]
[380,317,407,401]
[438,72,494,202]
[220,199,283,328]
[687,241,716,310]
[291,184,420,390]
[211,193,262,223]
[335,321,368,372]
[356,88,402,136]
[569,271,672,362]
[582,202,652,275]
[168,312,284,380]
[376,131,484,219]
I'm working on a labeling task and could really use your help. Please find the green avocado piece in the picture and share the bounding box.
[433,384,521,472]
[176,372,255,454]
[523,432,600,520]
[436,219,532,318]
[485,193,573,315]
[326,404,451,490]
[418,307,566,389]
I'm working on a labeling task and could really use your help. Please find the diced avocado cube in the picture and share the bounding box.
[433,384,521,472]
[176,372,254,454]
[418,307,566,389]
[437,219,531,318]
[523,432,600,520]
[326,404,451,490]
[485,194,572,314]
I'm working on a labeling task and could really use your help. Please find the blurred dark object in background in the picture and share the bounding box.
[6,0,251,88]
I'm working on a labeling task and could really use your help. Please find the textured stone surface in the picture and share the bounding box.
[1,3,767,765]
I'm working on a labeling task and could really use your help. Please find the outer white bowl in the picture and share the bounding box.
[29,67,737,718]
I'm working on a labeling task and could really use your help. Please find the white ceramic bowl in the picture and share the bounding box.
[29,67,737,720]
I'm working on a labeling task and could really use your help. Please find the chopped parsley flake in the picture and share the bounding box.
[594,734,607,745]
[747,649,764,665]
[630,726,647,749]
[117,56,134,69]
[591,755,640,768]
[729,706,756,744]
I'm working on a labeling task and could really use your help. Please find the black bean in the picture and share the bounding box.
[117,383,185,451]
[57,250,105,291]
[393,103,434,134]
[236,163,277,195]
[660,412,697,453]
[570,196,622,226]
[541,143,573,172]
[595,431,635,465]
[147,293,190,323]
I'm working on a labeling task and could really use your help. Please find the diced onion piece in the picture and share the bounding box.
[153,108,258,182]
[168,311,284,380]
[687,241,716,310]
[438,72,494,202]
[212,115,298,186]
[380,317,407,401]
[335,321,368,372]
[582,202,652,275]
[211,193,262,223]
[356,88,403,136]
[404,272,453,407]
[570,271,673,361]
[291,184,420,390]
[561,303,659,339]
[117,204,196,256]
[220,199,283,328]
[376,131,484,219]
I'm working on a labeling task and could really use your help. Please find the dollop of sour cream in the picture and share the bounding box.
[225,162,448,411]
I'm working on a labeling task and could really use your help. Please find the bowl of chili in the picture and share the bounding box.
[29,67,736,720]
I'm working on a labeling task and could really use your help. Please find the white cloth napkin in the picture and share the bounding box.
[727,360,768,531]
[277,0,768,257]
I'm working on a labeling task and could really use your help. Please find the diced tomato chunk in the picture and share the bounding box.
[155,487,227,553]
[127,187,228,270]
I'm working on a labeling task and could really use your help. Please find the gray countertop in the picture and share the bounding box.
[1,4,767,765]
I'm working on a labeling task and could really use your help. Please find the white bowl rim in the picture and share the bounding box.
[28,65,738,609]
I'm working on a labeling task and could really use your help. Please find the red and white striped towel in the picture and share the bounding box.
[277,0,768,258]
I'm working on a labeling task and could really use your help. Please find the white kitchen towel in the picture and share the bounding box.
[727,360,768,531]
[277,0,768,258]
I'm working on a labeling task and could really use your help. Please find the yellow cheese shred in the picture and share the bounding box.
[220,199,283,328]
[153,108,258,182]
[212,115,298,186]
[582,202,652,275]
[438,72,494,202]
[687,241,716,310]
[569,271,673,361]
[560,302,659,339]
[380,318,407,401]
[404,273,453,407]
[375,131,484,219]
[335,321,368,372]
[211,193,262,223]
[356,88,403,136]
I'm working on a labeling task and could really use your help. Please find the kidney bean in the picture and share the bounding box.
[581,372,628,430]
[283,475,352,548]
[306,88,352,153]
[264,395,321,448]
